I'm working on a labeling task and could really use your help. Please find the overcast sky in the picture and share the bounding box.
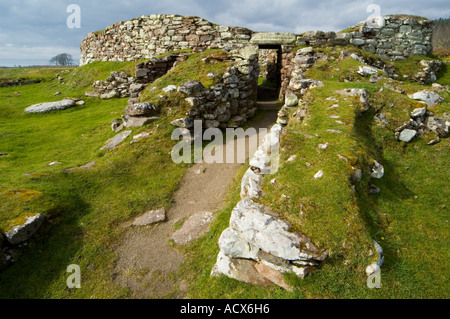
[0,0,449,66]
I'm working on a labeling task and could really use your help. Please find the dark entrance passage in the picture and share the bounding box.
[257,44,282,103]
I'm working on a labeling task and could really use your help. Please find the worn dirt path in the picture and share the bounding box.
[113,103,278,299]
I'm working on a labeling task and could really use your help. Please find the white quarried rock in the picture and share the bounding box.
[228,198,325,262]
[314,170,324,179]
[240,168,263,200]
[411,107,427,118]
[285,93,299,107]
[370,160,384,179]
[357,66,380,76]
[25,99,76,113]
[249,124,282,174]
[218,227,260,260]
[162,85,177,94]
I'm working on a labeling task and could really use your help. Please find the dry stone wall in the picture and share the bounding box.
[81,14,434,65]
[169,47,261,129]
[80,14,252,65]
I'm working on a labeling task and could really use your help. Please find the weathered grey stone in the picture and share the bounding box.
[132,208,166,226]
[228,198,326,262]
[370,160,384,179]
[177,80,205,96]
[4,214,45,246]
[162,85,177,94]
[24,99,76,114]
[123,115,159,128]
[427,137,441,145]
[357,66,380,76]
[285,93,299,107]
[408,90,443,107]
[129,83,146,93]
[411,107,427,118]
[100,130,132,150]
[211,251,273,286]
[125,102,158,117]
[427,116,448,137]
[218,227,260,260]
[100,90,119,100]
[240,167,263,200]
[171,117,194,129]
[172,211,214,245]
[250,32,296,45]
[398,129,417,142]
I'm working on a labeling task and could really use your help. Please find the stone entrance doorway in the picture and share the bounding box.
[257,44,282,101]
[251,32,296,103]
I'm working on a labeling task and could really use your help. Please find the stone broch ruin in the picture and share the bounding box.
[79,14,435,287]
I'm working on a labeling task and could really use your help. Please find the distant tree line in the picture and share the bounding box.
[433,18,450,55]
[49,53,74,66]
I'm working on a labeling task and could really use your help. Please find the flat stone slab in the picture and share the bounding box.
[123,116,160,128]
[4,214,45,245]
[171,211,214,245]
[132,208,166,226]
[100,131,132,150]
[80,161,96,169]
[250,32,296,45]
[24,99,76,113]
[399,129,417,142]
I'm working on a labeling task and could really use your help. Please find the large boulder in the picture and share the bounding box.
[227,199,326,262]
[25,99,76,113]
[4,214,45,246]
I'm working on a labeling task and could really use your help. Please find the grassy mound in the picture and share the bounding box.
[180,47,449,299]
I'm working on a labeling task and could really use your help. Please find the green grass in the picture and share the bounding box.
[0,47,449,299]
[0,61,189,298]
[139,49,232,105]
[0,67,74,84]
[180,48,450,299]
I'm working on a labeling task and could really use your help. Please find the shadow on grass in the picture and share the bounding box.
[352,107,414,272]
[0,178,90,299]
